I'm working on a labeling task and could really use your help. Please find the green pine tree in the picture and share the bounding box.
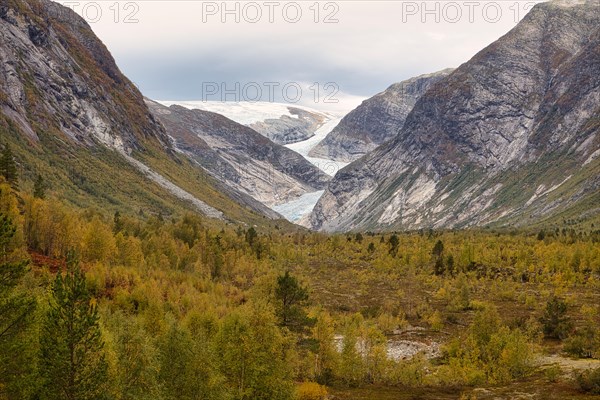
[0,214,36,398]
[0,213,16,259]
[367,242,376,254]
[0,144,18,187]
[33,174,46,199]
[432,240,445,275]
[540,296,573,340]
[113,211,124,234]
[39,252,108,400]
[0,257,32,341]
[275,271,311,332]
[245,227,257,247]
[388,234,399,257]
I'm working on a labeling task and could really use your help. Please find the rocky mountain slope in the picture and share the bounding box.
[146,100,330,207]
[0,0,168,151]
[158,101,331,146]
[248,106,327,145]
[0,0,287,225]
[309,69,453,162]
[310,0,600,231]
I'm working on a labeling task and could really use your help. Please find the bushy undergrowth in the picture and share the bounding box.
[0,180,599,399]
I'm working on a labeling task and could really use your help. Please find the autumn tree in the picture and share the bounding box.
[448,273,471,311]
[82,217,116,264]
[443,305,533,384]
[39,252,108,400]
[158,318,227,400]
[105,312,162,400]
[337,316,365,387]
[312,310,339,385]
[361,324,388,384]
[295,382,328,400]
[216,304,293,400]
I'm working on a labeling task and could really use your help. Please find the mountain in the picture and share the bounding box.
[146,100,330,207]
[0,0,168,150]
[310,0,600,232]
[308,69,453,162]
[248,106,327,145]
[0,0,288,225]
[157,101,332,145]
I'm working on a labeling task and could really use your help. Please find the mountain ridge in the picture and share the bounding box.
[0,0,291,226]
[309,0,600,232]
[146,100,330,207]
[308,69,454,162]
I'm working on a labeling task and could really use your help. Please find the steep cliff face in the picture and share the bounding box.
[0,0,287,224]
[146,100,330,207]
[308,69,453,162]
[310,0,600,232]
[0,0,168,150]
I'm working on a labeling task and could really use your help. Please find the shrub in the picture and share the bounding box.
[296,382,328,400]
[428,310,444,332]
[564,330,596,359]
[387,354,429,387]
[443,306,534,385]
[375,312,405,334]
[565,306,600,359]
[540,296,572,340]
[575,367,600,394]
[544,365,562,383]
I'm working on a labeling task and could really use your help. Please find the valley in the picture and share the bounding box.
[159,100,351,222]
[0,1,599,400]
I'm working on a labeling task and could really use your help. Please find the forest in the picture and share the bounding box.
[1,143,600,400]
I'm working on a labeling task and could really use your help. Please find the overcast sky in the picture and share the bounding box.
[58,0,545,112]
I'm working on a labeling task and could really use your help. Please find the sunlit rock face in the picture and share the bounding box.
[309,69,453,163]
[0,0,169,151]
[310,0,600,232]
[146,100,330,208]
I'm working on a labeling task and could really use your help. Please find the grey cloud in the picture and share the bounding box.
[67,0,545,107]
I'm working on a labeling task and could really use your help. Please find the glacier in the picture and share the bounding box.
[157,100,354,224]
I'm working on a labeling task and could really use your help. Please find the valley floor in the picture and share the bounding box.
[330,353,600,399]
[2,179,600,400]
